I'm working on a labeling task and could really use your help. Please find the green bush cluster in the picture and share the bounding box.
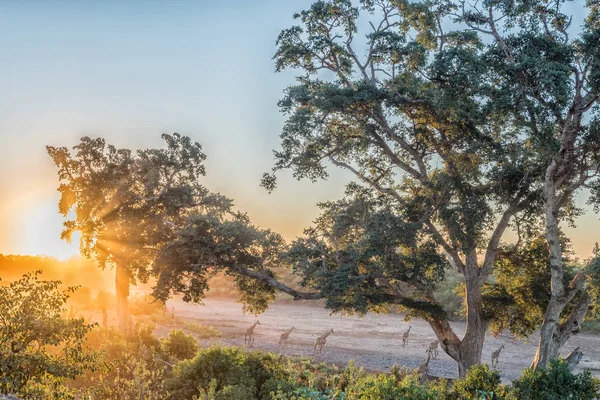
[162,348,600,400]
[5,320,599,399]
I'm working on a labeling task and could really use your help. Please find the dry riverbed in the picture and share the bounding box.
[144,298,600,383]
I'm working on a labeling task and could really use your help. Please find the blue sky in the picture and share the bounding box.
[0,0,598,260]
[0,0,349,257]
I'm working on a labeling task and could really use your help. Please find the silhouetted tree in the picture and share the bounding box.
[47,133,228,330]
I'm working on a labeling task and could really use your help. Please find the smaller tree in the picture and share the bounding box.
[0,272,97,397]
[47,133,226,331]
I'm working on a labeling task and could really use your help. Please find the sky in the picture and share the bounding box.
[0,0,598,260]
[0,0,352,259]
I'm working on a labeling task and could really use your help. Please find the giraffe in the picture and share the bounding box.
[491,344,505,368]
[426,340,439,359]
[279,326,295,348]
[313,329,334,355]
[245,320,261,347]
[402,325,412,347]
[417,353,431,383]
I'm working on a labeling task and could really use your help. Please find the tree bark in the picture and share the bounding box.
[533,111,592,369]
[532,289,591,369]
[457,272,487,377]
[115,261,130,332]
[428,267,487,378]
[532,300,563,369]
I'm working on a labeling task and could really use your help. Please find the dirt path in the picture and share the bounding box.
[161,298,599,382]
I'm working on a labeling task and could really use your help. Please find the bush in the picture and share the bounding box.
[71,325,169,399]
[0,272,97,397]
[345,373,438,400]
[508,359,600,400]
[433,270,465,320]
[451,364,504,399]
[168,347,258,399]
[162,330,199,361]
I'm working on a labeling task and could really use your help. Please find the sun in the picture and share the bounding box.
[6,192,80,259]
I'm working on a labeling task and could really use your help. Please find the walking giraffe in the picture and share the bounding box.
[279,327,295,348]
[491,344,505,368]
[426,340,439,359]
[417,353,431,383]
[313,329,334,355]
[244,320,261,347]
[402,326,412,347]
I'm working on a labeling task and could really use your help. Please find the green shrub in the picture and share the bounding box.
[433,270,465,320]
[451,364,504,399]
[71,325,170,399]
[162,330,199,361]
[168,347,261,399]
[508,359,600,400]
[582,319,600,334]
[0,272,97,397]
[345,373,435,400]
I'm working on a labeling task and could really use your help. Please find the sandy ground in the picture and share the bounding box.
[149,297,600,383]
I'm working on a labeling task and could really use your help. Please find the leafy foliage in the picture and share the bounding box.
[71,325,169,399]
[47,133,221,287]
[264,0,600,371]
[161,330,199,361]
[286,188,448,317]
[0,272,97,397]
[508,359,600,400]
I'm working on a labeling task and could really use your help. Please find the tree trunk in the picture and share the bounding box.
[459,272,487,377]
[427,254,488,378]
[532,289,591,369]
[532,301,562,369]
[429,276,487,378]
[115,261,130,332]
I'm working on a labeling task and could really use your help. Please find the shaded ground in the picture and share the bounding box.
[152,298,600,383]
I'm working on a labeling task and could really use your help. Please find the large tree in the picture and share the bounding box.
[261,0,599,375]
[446,0,600,368]
[47,133,230,330]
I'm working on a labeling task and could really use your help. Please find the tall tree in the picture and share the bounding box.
[263,0,600,373]
[450,0,600,368]
[47,133,230,330]
[261,0,586,376]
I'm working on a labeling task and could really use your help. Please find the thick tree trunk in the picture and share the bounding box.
[115,261,130,332]
[429,274,487,378]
